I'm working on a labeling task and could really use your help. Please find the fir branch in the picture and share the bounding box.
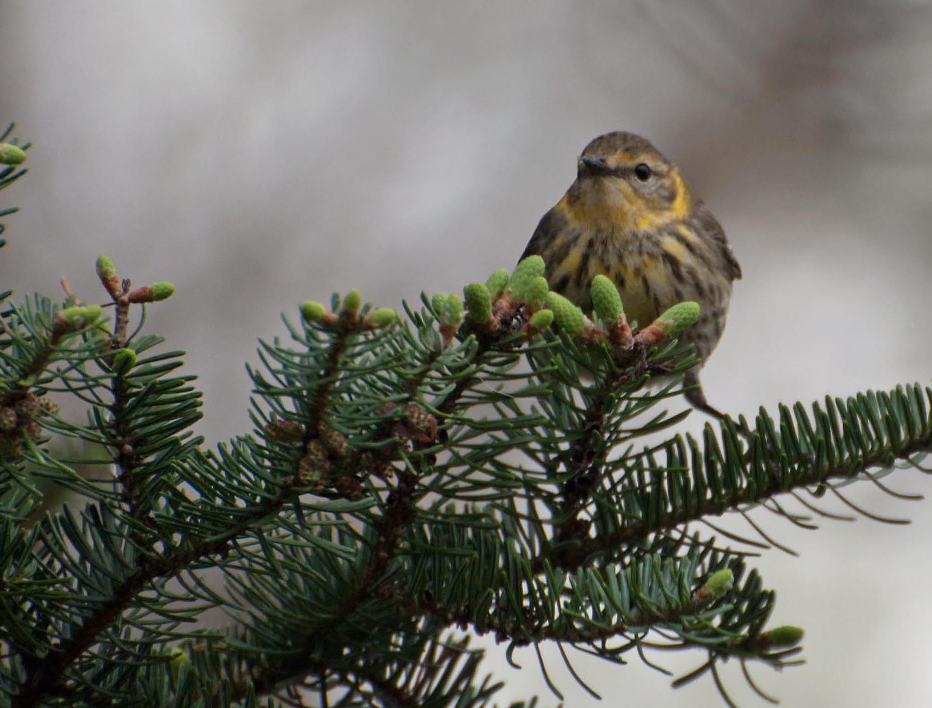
[12,457,348,705]
[553,362,639,555]
[227,337,491,701]
[10,324,359,705]
[532,395,932,574]
[107,363,151,528]
[539,337,675,566]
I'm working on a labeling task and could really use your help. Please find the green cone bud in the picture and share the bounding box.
[546,292,585,336]
[523,275,549,309]
[463,282,493,324]
[111,347,137,374]
[58,305,102,330]
[590,274,624,323]
[149,282,175,302]
[168,647,189,672]
[0,143,26,165]
[704,569,734,599]
[511,255,545,282]
[485,269,510,300]
[342,288,362,314]
[301,300,328,322]
[509,256,546,301]
[433,292,463,328]
[96,255,121,296]
[528,308,554,331]
[760,625,804,648]
[96,256,117,280]
[655,301,700,336]
[369,307,397,328]
[431,293,448,320]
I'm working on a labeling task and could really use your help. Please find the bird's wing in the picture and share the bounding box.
[520,205,565,263]
[694,200,742,281]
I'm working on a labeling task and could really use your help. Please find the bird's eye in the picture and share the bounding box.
[634,163,652,181]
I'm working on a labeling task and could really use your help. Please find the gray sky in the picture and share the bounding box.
[2,2,932,705]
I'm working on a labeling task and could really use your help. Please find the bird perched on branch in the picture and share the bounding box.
[521,131,741,418]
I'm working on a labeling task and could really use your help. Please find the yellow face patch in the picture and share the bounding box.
[570,165,693,234]
[669,169,692,220]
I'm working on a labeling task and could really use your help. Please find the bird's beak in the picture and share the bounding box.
[577,155,611,178]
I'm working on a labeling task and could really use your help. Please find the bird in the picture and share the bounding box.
[520,131,741,419]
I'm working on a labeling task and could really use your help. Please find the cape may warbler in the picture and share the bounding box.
[521,131,741,417]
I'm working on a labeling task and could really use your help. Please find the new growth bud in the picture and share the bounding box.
[95,256,117,281]
[758,625,804,648]
[463,282,493,325]
[368,307,397,328]
[636,301,701,347]
[432,293,464,345]
[301,300,328,322]
[485,269,510,300]
[508,256,546,302]
[342,288,362,315]
[0,143,26,165]
[545,292,585,336]
[655,301,700,336]
[528,308,554,331]
[703,568,734,599]
[111,347,137,374]
[149,281,175,301]
[128,282,175,304]
[96,255,121,296]
[523,276,549,310]
[590,275,624,323]
[168,647,190,673]
[56,305,102,331]
[432,293,464,328]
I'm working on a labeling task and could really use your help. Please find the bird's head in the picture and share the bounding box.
[570,131,692,231]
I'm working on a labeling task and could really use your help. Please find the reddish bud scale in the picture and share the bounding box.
[304,310,340,329]
[439,324,457,347]
[579,322,607,346]
[128,287,154,303]
[634,323,668,347]
[608,318,634,348]
[129,285,155,304]
[491,294,520,323]
[129,283,174,304]
[101,276,122,298]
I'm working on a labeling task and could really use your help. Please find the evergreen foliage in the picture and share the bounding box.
[2,124,931,706]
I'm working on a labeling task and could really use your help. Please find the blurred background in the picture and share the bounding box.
[2,1,932,705]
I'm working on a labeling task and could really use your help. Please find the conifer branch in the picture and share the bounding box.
[11,317,360,706]
[533,409,932,574]
[228,323,511,701]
